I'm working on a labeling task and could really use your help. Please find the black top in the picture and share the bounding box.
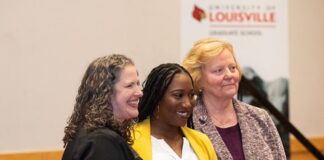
[62,128,141,160]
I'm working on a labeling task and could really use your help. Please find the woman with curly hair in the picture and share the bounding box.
[62,54,143,160]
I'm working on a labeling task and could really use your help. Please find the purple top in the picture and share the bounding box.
[216,123,245,160]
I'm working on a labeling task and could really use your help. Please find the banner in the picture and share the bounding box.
[181,0,289,157]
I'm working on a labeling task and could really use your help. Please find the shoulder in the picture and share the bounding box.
[234,99,276,131]
[65,128,122,148]
[84,128,128,149]
[89,128,122,139]
[78,128,125,146]
[234,99,270,120]
[132,119,152,160]
[63,128,133,160]
[182,127,218,160]
[235,99,278,135]
[133,118,151,137]
[182,126,211,142]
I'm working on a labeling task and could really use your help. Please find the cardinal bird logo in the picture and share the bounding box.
[192,5,206,22]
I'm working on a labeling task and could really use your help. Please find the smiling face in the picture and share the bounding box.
[111,64,143,122]
[157,73,196,127]
[200,49,240,100]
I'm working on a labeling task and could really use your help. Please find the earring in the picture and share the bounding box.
[199,88,203,95]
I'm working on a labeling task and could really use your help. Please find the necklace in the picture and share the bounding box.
[202,98,237,127]
[210,111,237,127]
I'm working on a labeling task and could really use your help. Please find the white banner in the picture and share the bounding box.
[180,0,288,81]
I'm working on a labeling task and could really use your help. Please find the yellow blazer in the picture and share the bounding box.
[131,118,218,160]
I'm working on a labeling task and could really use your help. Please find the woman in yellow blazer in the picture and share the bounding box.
[132,63,217,160]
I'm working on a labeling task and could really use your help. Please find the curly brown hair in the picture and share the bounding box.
[63,54,136,147]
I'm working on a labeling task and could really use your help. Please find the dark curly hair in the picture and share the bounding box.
[63,54,136,147]
[138,63,194,127]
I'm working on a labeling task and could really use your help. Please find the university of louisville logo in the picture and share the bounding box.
[191,4,276,25]
[192,5,206,22]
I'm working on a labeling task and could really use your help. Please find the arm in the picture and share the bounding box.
[262,110,287,160]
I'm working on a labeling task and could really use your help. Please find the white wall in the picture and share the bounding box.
[289,0,324,137]
[0,0,323,153]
